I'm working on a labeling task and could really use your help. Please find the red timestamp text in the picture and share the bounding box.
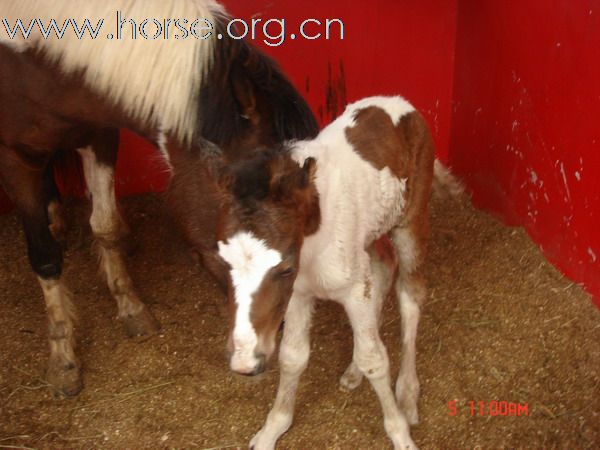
[448,400,529,417]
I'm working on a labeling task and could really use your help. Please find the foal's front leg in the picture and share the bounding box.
[342,277,416,450]
[340,242,396,390]
[78,133,159,336]
[250,292,315,450]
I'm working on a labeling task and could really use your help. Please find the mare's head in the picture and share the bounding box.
[197,34,319,157]
[214,149,320,375]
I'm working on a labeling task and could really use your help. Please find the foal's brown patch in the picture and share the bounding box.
[345,106,435,227]
[345,107,429,180]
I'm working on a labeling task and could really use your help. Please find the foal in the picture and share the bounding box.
[216,96,436,449]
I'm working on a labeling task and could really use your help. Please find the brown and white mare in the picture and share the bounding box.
[0,0,317,396]
[212,96,462,449]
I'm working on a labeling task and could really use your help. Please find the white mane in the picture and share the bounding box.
[3,0,226,143]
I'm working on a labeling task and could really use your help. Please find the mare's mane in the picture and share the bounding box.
[4,0,225,144]
[198,26,319,147]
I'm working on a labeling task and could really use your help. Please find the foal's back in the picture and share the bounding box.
[293,96,435,259]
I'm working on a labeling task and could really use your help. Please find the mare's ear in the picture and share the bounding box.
[232,71,260,126]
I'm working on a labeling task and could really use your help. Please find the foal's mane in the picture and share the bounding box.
[225,146,321,235]
[228,146,290,204]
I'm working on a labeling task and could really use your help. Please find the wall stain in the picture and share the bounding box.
[324,59,347,123]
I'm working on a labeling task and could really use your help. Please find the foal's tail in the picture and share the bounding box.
[432,159,465,199]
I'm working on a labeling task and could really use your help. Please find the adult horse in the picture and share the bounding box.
[0,0,317,396]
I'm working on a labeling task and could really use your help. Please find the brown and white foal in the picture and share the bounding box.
[216,96,437,449]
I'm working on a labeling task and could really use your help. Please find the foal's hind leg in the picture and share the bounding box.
[78,131,159,337]
[390,225,427,426]
[340,240,396,391]
[0,145,81,396]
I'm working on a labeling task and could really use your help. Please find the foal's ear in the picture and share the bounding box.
[299,157,317,187]
[297,157,320,234]
[217,167,234,192]
[269,157,317,204]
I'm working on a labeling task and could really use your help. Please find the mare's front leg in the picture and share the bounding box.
[341,266,416,450]
[78,130,159,336]
[0,146,81,396]
[43,156,67,242]
[250,292,315,450]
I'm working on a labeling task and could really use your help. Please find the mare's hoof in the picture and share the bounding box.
[120,235,139,257]
[48,201,67,244]
[46,360,83,397]
[122,307,161,337]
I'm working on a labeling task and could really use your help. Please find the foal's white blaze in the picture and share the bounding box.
[218,232,282,373]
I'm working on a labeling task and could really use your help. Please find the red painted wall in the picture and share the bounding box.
[2,0,457,203]
[2,1,598,306]
[220,0,458,159]
[449,1,600,306]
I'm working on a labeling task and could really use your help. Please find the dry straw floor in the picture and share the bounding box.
[1,193,599,449]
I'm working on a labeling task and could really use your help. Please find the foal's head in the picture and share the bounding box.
[216,149,320,375]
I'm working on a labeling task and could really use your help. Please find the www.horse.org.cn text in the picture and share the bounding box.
[0,13,345,47]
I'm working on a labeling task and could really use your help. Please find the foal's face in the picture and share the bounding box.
[216,155,318,375]
[218,217,301,375]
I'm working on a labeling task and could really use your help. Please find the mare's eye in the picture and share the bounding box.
[278,267,295,278]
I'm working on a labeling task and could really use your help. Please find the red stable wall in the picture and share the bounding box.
[1,1,598,306]
[449,1,600,307]
[0,1,457,202]
[0,2,458,213]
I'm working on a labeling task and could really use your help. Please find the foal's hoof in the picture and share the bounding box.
[249,430,276,450]
[402,404,419,426]
[122,307,161,337]
[339,363,364,391]
[46,361,83,397]
[396,377,420,426]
